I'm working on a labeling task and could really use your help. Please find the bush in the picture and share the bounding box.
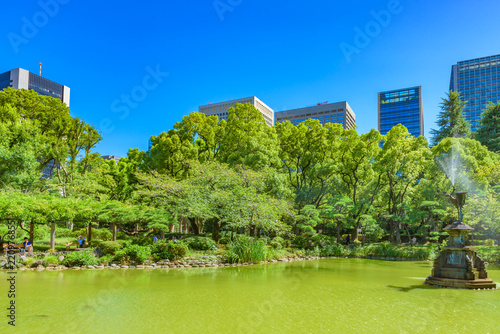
[42,255,59,266]
[151,241,188,261]
[185,236,216,251]
[310,234,334,248]
[270,239,282,250]
[265,247,287,261]
[21,257,36,267]
[114,245,151,264]
[219,236,230,245]
[484,239,495,247]
[62,251,99,267]
[305,246,320,257]
[131,236,154,246]
[98,241,128,255]
[320,243,348,257]
[224,236,267,263]
[292,236,307,249]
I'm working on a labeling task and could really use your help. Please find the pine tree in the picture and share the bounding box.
[476,102,500,153]
[430,91,471,146]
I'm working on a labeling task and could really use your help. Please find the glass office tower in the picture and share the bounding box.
[449,54,500,132]
[378,86,423,137]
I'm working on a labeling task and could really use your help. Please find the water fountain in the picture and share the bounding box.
[425,192,497,289]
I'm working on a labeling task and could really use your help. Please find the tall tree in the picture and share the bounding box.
[430,91,471,146]
[475,102,500,153]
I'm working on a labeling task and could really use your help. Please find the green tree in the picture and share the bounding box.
[374,124,432,243]
[430,91,471,146]
[475,102,500,153]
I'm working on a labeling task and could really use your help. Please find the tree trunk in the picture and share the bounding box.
[88,223,92,245]
[336,222,342,243]
[189,217,200,235]
[160,229,165,240]
[29,222,34,243]
[169,224,175,233]
[389,219,395,243]
[212,222,221,243]
[112,222,117,241]
[255,227,261,238]
[395,223,401,244]
[50,222,56,250]
[249,226,255,237]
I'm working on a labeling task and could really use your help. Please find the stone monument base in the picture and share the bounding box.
[425,276,497,289]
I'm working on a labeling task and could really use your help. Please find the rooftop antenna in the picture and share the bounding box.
[39,62,42,76]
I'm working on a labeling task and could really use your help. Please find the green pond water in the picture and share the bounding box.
[1,260,499,334]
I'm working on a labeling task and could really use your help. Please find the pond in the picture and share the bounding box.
[1,259,499,333]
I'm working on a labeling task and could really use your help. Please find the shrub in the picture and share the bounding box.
[292,236,307,249]
[131,236,154,246]
[484,239,495,247]
[219,236,230,245]
[185,236,216,251]
[320,243,348,257]
[114,245,151,264]
[270,239,282,250]
[225,236,267,263]
[305,246,320,257]
[62,251,99,267]
[151,241,188,261]
[271,237,285,248]
[98,241,127,255]
[265,247,287,261]
[310,234,334,248]
[21,257,36,267]
[42,255,59,266]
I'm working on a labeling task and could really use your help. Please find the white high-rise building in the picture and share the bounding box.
[199,96,274,126]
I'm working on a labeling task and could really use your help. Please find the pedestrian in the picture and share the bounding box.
[154,235,158,243]
[346,235,350,245]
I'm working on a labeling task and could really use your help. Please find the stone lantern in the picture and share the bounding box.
[425,192,497,289]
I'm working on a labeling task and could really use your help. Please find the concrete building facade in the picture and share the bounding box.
[0,68,70,106]
[199,96,274,126]
[378,86,423,137]
[274,101,356,129]
[450,54,500,131]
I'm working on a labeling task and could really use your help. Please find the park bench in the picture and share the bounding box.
[2,243,24,255]
[66,242,88,249]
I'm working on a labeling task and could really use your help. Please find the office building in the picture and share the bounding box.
[199,96,274,126]
[274,101,356,129]
[450,54,500,131]
[0,68,70,106]
[378,86,423,137]
[102,155,121,162]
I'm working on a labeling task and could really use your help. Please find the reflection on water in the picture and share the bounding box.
[0,259,499,334]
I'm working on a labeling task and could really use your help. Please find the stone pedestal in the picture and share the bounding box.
[425,222,497,289]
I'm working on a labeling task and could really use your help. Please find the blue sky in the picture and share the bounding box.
[1,0,499,157]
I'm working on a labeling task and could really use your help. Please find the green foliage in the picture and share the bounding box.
[185,236,216,251]
[114,245,151,264]
[56,228,73,238]
[71,227,112,241]
[320,243,349,257]
[42,255,59,266]
[292,235,307,249]
[431,91,471,146]
[270,236,284,249]
[130,236,154,246]
[151,240,188,261]
[62,251,99,267]
[98,241,127,255]
[476,102,500,153]
[225,236,267,263]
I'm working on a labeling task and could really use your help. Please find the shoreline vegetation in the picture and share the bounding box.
[2,237,499,271]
